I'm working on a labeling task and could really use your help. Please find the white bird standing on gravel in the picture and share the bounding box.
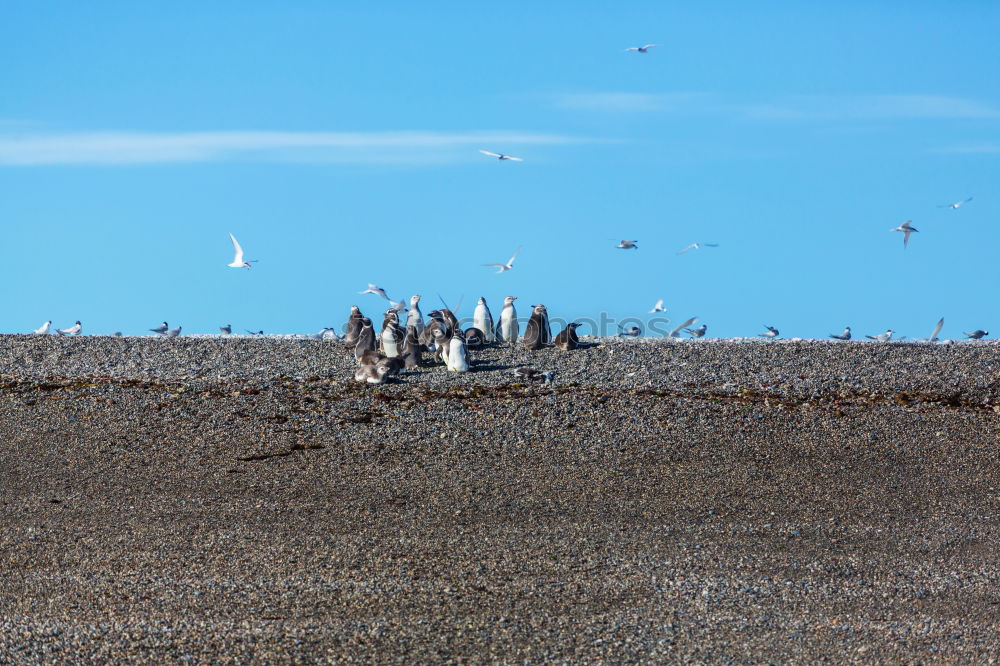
[760,326,779,338]
[150,322,169,335]
[964,329,989,340]
[478,149,523,162]
[830,327,851,340]
[227,233,256,268]
[648,299,666,313]
[866,329,894,342]
[891,221,918,248]
[57,321,82,336]
[685,324,707,338]
[33,320,52,335]
[625,44,657,53]
[484,247,521,273]
[164,326,182,338]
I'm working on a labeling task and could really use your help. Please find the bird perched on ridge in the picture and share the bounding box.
[32,321,52,335]
[760,326,779,338]
[685,324,707,338]
[57,321,82,336]
[964,329,989,340]
[150,322,169,335]
[866,329,894,342]
[829,327,851,340]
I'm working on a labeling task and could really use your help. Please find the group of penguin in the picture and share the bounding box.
[346,295,581,384]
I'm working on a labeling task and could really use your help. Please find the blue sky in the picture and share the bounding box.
[2,1,999,338]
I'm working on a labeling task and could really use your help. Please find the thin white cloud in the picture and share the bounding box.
[740,95,1000,121]
[553,92,711,113]
[552,91,999,121]
[0,130,588,166]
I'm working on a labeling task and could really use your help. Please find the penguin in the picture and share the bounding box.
[432,327,452,364]
[354,363,391,384]
[419,310,444,348]
[498,296,518,345]
[358,348,381,367]
[464,327,485,348]
[406,295,424,338]
[354,317,376,363]
[554,322,582,350]
[376,355,405,379]
[447,331,471,372]
[523,305,551,350]
[439,309,460,335]
[473,297,496,343]
[343,306,364,347]
[380,309,404,358]
[402,326,423,369]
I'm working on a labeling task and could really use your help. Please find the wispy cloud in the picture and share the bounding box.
[553,92,711,113]
[552,91,1000,121]
[0,130,588,166]
[740,95,1000,121]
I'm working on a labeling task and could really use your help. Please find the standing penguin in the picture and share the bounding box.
[432,327,452,364]
[554,322,582,350]
[439,309,460,335]
[380,309,404,358]
[402,326,423,369]
[498,296,518,345]
[354,317,376,363]
[343,306,364,346]
[523,304,552,350]
[447,330,471,372]
[406,295,424,339]
[473,297,496,343]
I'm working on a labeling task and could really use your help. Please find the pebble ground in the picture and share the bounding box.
[1,334,999,663]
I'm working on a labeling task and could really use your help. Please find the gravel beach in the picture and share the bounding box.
[2,334,999,663]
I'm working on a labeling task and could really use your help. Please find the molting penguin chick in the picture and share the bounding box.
[473,297,496,343]
[523,304,551,350]
[354,317,376,362]
[354,363,391,384]
[343,306,364,346]
[432,327,452,364]
[380,309,404,358]
[402,326,423,369]
[498,296,519,345]
[376,355,405,379]
[554,322,582,350]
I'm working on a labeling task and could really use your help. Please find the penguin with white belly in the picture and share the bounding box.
[447,330,471,372]
[380,309,404,358]
[473,297,496,343]
[498,296,518,345]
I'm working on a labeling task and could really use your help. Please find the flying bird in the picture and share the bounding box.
[625,44,657,53]
[964,330,989,340]
[479,150,523,162]
[227,233,256,268]
[866,329,894,342]
[616,240,638,250]
[485,247,522,273]
[891,221,918,248]
[677,243,719,255]
[150,322,169,335]
[669,317,698,338]
[938,197,972,210]
[760,326,779,338]
[32,320,52,335]
[829,327,851,340]
[648,299,666,313]
[359,283,390,300]
[56,321,82,336]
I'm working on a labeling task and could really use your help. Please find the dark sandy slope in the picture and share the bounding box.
[1,336,999,663]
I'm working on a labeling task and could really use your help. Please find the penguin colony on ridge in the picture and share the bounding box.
[349,296,581,384]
